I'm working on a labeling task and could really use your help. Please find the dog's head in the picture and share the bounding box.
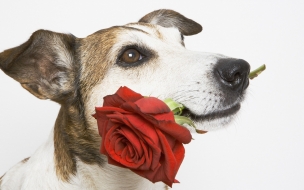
[0,9,250,132]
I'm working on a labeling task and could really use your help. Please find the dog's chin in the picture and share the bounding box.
[182,104,241,131]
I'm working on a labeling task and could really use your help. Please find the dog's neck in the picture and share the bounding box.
[53,101,103,181]
[52,103,166,189]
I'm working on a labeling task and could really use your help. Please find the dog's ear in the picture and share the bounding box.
[139,9,202,36]
[0,30,76,102]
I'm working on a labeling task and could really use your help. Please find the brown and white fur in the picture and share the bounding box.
[0,10,250,189]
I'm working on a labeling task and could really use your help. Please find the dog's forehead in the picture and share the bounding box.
[86,22,182,47]
[103,23,185,54]
[81,22,184,64]
[124,22,181,40]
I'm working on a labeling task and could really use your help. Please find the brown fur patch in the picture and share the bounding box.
[53,27,124,181]
[128,22,165,41]
[54,103,103,181]
[139,9,202,36]
[54,26,158,181]
[79,26,122,98]
[54,107,77,181]
[0,30,76,103]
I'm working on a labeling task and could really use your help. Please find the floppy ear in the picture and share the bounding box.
[139,9,202,36]
[0,30,76,102]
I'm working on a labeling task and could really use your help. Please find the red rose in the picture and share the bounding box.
[93,87,192,187]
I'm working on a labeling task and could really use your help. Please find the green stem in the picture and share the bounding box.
[249,64,266,80]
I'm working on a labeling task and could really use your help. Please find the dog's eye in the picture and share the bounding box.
[120,49,143,64]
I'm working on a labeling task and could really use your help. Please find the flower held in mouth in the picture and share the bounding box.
[93,87,193,187]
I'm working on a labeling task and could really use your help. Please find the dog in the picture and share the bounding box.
[0,9,250,190]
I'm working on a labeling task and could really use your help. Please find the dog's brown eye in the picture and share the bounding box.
[120,49,143,64]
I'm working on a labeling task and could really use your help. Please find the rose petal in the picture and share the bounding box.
[116,86,143,102]
[96,118,114,152]
[102,117,156,170]
[104,127,146,169]
[118,127,143,157]
[130,128,183,187]
[103,94,125,107]
[95,107,130,115]
[107,112,160,146]
[134,97,171,114]
[118,102,192,144]
[156,121,192,144]
[134,111,192,144]
[171,141,185,177]
[124,115,162,154]
[154,128,179,186]
[107,112,162,170]
[102,126,118,155]
[139,139,154,170]
[114,136,125,156]
[152,112,175,121]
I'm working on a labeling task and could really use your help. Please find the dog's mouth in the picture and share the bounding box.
[181,103,241,122]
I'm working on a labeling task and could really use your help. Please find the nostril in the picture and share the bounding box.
[220,71,240,82]
[214,58,250,92]
[232,73,241,84]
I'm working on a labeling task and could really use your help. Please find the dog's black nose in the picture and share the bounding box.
[214,59,250,92]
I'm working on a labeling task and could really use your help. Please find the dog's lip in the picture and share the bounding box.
[182,103,241,122]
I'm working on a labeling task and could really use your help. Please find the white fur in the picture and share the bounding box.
[77,160,165,190]
[1,131,164,190]
[1,131,79,190]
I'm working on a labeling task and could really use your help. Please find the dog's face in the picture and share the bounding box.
[0,10,250,133]
[82,11,250,132]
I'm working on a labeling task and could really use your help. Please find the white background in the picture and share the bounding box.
[0,0,303,189]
